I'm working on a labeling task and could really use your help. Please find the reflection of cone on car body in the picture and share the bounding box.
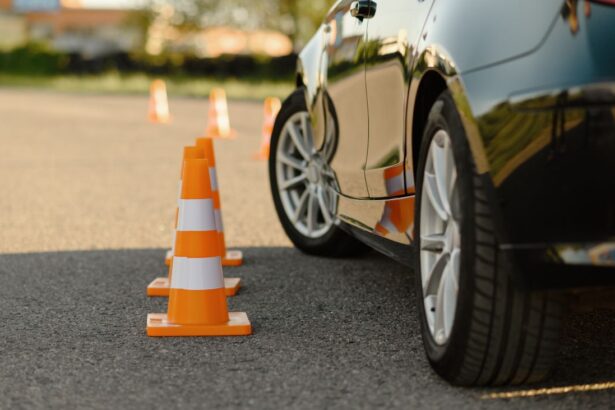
[204,88,236,139]
[147,158,251,337]
[254,97,282,160]
[149,146,241,297]
[374,165,415,239]
[196,137,243,267]
[148,79,171,124]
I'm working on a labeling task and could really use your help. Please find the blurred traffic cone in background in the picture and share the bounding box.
[196,137,243,267]
[148,79,171,124]
[148,146,241,297]
[147,158,251,337]
[253,97,281,160]
[203,88,236,139]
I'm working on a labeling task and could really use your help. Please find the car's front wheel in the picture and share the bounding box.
[269,89,368,257]
[415,90,564,386]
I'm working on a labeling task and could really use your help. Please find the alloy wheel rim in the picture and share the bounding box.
[419,129,461,346]
[276,111,335,239]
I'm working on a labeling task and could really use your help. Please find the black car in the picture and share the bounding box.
[268,0,615,386]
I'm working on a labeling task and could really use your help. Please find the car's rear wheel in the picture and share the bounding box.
[269,89,368,257]
[415,90,564,386]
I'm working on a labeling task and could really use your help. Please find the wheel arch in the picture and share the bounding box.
[410,70,448,177]
[409,45,506,250]
[408,45,490,179]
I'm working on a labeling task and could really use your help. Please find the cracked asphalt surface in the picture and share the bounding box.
[0,89,613,409]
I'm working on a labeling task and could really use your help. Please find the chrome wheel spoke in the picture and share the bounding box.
[291,189,309,224]
[316,187,332,225]
[421,233,446,253]
[423,251,447,295]
[301,113,313,149]
[448,166,458,205]
[278,152,304,170]
[434,267,448,344]
[450,248,460,292]
[440,262,458,339]
[425,172,448,222]
[280,173,307,190]
[322,168,336,179]
[431,141,452,217]
[306,190,319,235]
[287,122,311,161]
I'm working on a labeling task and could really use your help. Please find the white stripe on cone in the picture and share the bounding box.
[177,199,216,231]
[170,256,224,290]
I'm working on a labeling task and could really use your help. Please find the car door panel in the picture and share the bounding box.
[365,0,434,198]
[324,0,370,199]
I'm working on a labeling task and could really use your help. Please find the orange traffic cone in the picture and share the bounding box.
[196,137,243,267]
[202,88,236,139]
[374,165,415,239]
[148,79,171,124]
[147,158,251,337]
[149,146,241,297]
[253,97,281,160]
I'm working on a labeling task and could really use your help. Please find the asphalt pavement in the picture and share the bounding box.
[0,89,613,409]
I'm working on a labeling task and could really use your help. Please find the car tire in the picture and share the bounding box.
[414,90,564,386]
[269,89,369,257]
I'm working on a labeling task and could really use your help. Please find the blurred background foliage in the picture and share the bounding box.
[0,0,333,97]
[129,0,331,47]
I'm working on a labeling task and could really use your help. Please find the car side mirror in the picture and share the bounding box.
[350,0,377,21]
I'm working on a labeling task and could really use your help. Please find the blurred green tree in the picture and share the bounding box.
[126,0,333,52]
[278,0,332,46]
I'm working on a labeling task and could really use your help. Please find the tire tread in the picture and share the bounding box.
[453,174,562,386]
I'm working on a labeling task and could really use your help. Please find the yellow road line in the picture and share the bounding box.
[482,381,615,399]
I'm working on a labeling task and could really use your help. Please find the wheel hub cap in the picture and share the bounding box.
[307,162,320,184]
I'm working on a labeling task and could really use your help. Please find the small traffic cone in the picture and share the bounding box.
[374,165,415,239]
[148,79,171,124]
[253,97,281,160]
[148,146,241,297]
[147,158,251,337]
[196,137,243,267]
[202,88,236,139]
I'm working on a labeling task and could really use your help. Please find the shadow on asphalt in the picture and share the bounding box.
[0,247,613,407]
